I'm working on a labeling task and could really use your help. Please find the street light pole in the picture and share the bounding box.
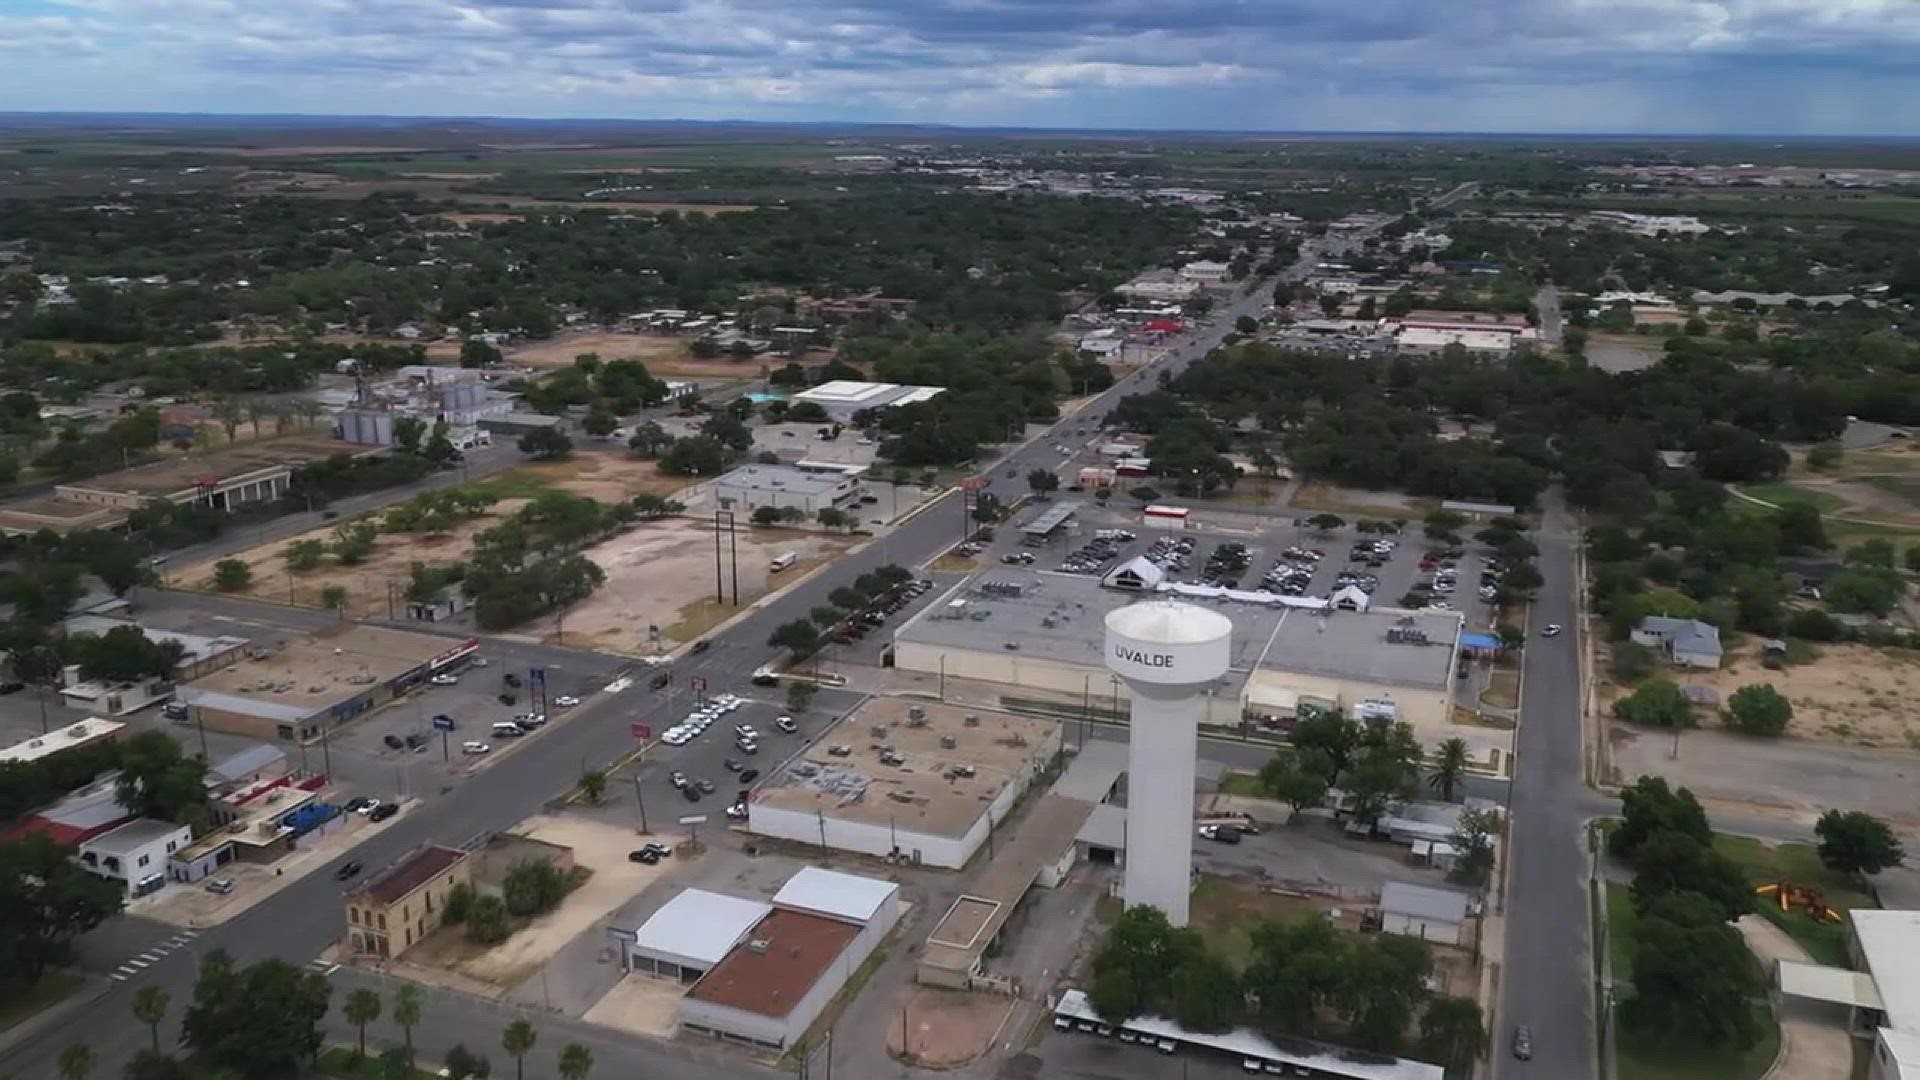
[632,775,650,834]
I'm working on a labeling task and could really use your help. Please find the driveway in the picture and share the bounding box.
[1734,915,1852,1080]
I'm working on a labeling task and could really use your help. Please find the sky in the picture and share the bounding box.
[1,0,1917,135]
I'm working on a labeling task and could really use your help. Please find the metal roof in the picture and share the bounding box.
[82,817,188,856]
[1379,882,1471,925]
[1075,802,1127,850]
[1021,502,1080,536]
[208,744,287,783]
[1777,959,1884,1010]
[1054,740,1127,804]
[634,889,772,967]
[1852,910,1920,1030]
[772,868,897,925]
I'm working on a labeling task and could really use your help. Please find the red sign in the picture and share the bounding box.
[959,476,989,492]
[690,676,708,693]
[429,638,482,670]
[631,723,651,740]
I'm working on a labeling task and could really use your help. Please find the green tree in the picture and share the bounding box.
[0,833,125,999]
[1627,831,1750,921]
[557,1042,595,1080]
[1027,468,1060,496]
[320,585,350,616]
[1288,709,1361,782]
[1087,905,1203,1024]
[582,407,618,438]
[466,895,511,944]
[132,985,171,1053]
[579,768,608,805]
[1806,443,1843,471]
[768,619,821,657]
[461,339,503,368]
[786,679,816,714]
[1611,678,1694,729]
[181,950,332,1079]
[501,1019,537,1080]
[1422,508,1466,539]
[66,625,186,684]
[1306,512,1346,534]
[1609,775,1712,859]
[1428,737,1470,802]
[815,507,853,531]
[1847,538,1897,567]
[379,1047,416,1080]
[123,1050,194,1080]
[518,427,573,461]
[1258,750,1330,813]
[283,539,328,572]
[391,983,423,1060]
[1243,915,1350,1036]
[343,988,382,1060]
[1816,810,1906,880]
[626,421,671,459]
[1724,684,1792,736]
[501,859,568,917]
[1620,891,1761,1047]
[442,881,477,925]
[1418,997,1487,1078]
[392,416,427,456]
[1826,566,1903,615]
[211,559,252,592]
[1773,502,1828,553]
[115,731,209,826]
[58,1042,95,1080]
[1168,949,1241,1033]
[1449,807,1501,887]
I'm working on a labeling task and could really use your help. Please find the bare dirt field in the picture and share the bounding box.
[437,211,522,225]
[480,449,692,501]
[549,521,856,654]
[886,987,1014,1067]
[503,330,837,378]
[173,500,524,618]
[1611,724,1920,829]
[408,815,663,990]
[1290,481,1434,517]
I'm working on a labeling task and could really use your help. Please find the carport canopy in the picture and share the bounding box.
[1777,959,1884,1010]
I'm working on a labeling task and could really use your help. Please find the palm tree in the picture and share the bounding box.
[1428,737,1471,803]
[391,984,423,1059]
[502,1019,537,1080]
[57,1043,95,1080]
[131,985,171,1052]
[343,988,382,1060]
[558,1042,594,1080]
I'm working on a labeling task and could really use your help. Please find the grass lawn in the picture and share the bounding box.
[1218,771,1266,797]
[1187,876,1319,970]
[0,972,85,1033]
[315,1046,440,1079]
[1616,1005,1780,1080]
[1713,834,1870,967]
[1605,883,1638,982]
[1736,483,1848,514]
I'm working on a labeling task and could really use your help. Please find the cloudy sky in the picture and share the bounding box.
[2,0,1917,134]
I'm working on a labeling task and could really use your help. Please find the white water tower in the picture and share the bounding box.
[1104,599,1232,927]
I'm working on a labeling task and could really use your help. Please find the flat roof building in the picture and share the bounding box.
[177,625,475,743]
[64,616,250,682]
[711,463,862,515]
[0,717,126,765]
[616,889,772,983]
[745,698,1061,869]
[678,868,902,1051]
[892,570,1463,729]
[789,380,945,421]
[77,817,192,896]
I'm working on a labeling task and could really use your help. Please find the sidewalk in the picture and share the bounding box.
[1734,915,1851,1080]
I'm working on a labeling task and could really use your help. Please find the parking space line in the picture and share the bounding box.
[127,959,150,969]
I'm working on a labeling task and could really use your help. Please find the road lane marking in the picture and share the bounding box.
[127,959,150,969]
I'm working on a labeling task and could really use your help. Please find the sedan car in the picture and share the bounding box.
[669,770,689,789]
[461,741,491,755]
[1197,824,1242,845]
[774,716,798,734]
[334,860,364,881]
[342,796,375,814]
[430,674,459,686]
[1542,624,1562,638]
[723,757,743,772]
[738,768,760,783]
[382,734,405,750]
[369,803,399,823]
[554,695,580,708]
[695,777,716,794]
[1512,1025,1533,1061]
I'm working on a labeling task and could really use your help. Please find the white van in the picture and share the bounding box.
[490,721,525,738]
[770,552,798,573]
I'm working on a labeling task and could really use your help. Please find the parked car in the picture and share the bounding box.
[738,769,760,783]
[369,803,399,823]
[775,716,798,734]
[0,681,25,695]
[334,860,364,881]
[629,848,661,865]
[430,674,458,686]
[1198,824,1242,845]
[723,757,743,773]
[205,877,236,895]
[726,801,748,821]
[343,796,375,814]
[690,640,711,655]
[462,741,491,755]
[497,692,517,706]
[354,799,382,816]
[1541,624,1562,638]
[650,671,672,690]
[669,770,689,789]
[382,734,405,750]
[1512,1025,1533,1061]
[682,786,703,803]
[555,695,580,708]
[695,778,716,794]
[503,673,523,688]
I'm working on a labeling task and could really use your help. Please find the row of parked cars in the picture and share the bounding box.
[826,578,932,646]
[1193,541,1250,587]
[1058,529,1137,574]
[1261,546,1322,595]
[660,693,746,746]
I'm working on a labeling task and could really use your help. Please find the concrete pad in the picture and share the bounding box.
[1736,915,1853,1080]
[581,974,685,1039]
[885,986,1014,1068]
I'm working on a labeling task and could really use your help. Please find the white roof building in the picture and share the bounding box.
[772,867,899,925]
[614,889,772,982]
[789,380,945,421]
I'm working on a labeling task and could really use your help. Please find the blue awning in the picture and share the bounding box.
[1459,633,1501,650]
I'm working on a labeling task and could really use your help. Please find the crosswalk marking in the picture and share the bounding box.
[111,973,129,982]
[127,959,149,969]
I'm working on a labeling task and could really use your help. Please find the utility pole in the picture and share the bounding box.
[713,510,725,605]
[632,775,650,834]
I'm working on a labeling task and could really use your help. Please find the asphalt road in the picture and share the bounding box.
[4,274,1291,1078]
[1494,489,1593,1080]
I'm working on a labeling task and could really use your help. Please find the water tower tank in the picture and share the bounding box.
[1104,600,1232,926]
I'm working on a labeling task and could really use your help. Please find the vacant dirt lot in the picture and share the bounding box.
[548,520,856,654]
[1291,481,1434,517]
[506,332,693,369]
[484,449,691,500]
[173,500,522,618]
[1612,725,1920,829]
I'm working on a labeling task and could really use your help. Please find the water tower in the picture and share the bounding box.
[1104,599,1232,927]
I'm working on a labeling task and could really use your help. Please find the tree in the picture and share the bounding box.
[658,435,733,476]
[466,895,511,944]
[1244,915,1349,1037]
[815,507,853,531]
[1422,509,1466,539]
[1610,776,1712,860]
[1258,750,1330,812]
[444,1044,493,1079]
[212,559,252,592]
[1816,810,1905,880]
[1087,905,1203,1024]
[1428,737,1470,802]
[1418,997,1487,1079]
[284,539,327,572]
[579,767,607,805]
[1620,893,1761,1047]
[1026,468,1059,496]
[501,1019,538,1080]
[1724,684,1792,737]
[1290,710,1361,783]
[518,427,573,461]
[66,625,186,684]
[343,988,382,1060]
[330,521,379,565]
[786,679,815,714]
[124,1050,194,1080]
[181,950,331,1079]
[582,407,618,438]
[1233,314,1258,334]
[1848,538,1897,567]
[461,339,503,368]
[1805,443,1843,471]
[1169,949,1241,1033]
[0,833,125,999]
[391,416,427,456]
[379,1047,416,1080]
[1127,485,1160,504]
[1449,807,1501,887]
[768,619,821,657]
[58,1042,95,1080]
[1628,830,1750,921]
[558,1042,595,1080]
[1827,566,1903,615]
[1611,678,1694,729]
[320,585,350,616]
[132,985,171,1053]
[1305,512,1345,534]
[391,983,423,1060]
[626,421,670,458]
[115,732,209,826]
[501,859,568,917]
